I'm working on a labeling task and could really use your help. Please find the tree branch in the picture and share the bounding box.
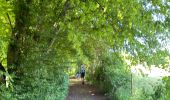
[6,13,13,31]
[46,29,61,53]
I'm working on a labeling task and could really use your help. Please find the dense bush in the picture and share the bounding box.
[1,51,69,100]
[163,76,170,99]
[89,52,167,100]
[132,75,166,100]
[0,71,68,100]
[102,53,131,100]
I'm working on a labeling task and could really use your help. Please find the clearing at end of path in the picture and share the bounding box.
[66,78,109,100]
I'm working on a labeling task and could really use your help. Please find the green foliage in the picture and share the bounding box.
[131,75,166,100]
[0,0,169,100]
[163,76,170,99]
[98,53,131,99]
[87,50,168,100]
[0,85,17,100]
[0,0,14,66]
[0,0,15,99]
[2,0,70,99]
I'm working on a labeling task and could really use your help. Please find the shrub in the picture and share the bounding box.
[90,53,167,100]
[163,76,170,99]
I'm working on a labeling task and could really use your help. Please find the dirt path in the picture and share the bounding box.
[66,78,109,100]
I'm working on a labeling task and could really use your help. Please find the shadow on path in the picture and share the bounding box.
[66,78,109,100]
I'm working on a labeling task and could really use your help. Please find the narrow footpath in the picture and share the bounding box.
[66,78,109,100]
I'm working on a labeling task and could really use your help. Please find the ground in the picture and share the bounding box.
[66,78,109,100]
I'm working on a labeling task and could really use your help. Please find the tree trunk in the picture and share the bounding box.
[7,0,30,70]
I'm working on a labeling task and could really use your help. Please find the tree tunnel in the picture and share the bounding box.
[0,0,170,100]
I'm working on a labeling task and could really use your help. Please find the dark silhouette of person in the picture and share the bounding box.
[80,64,85,84]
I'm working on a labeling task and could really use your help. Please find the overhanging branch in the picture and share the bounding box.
[6,13,13,31]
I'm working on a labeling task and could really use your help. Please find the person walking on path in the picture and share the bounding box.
[80,64,85,84]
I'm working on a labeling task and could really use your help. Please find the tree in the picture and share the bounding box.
[0,0,169,99]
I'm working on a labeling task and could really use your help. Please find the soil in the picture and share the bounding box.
[66,78,109,100]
